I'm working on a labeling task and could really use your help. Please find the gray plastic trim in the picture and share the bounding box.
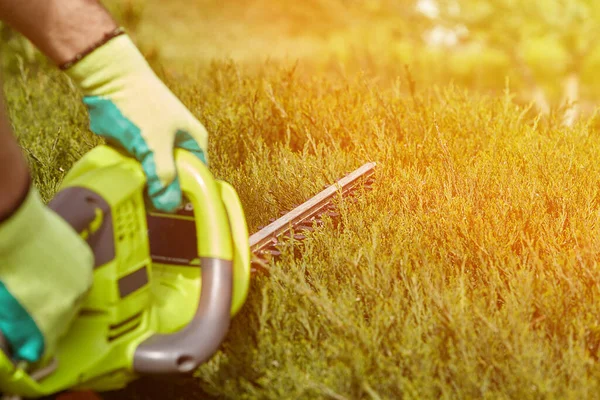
[48,187,115,268]
[118,266,149,298]
[132,257,233,374]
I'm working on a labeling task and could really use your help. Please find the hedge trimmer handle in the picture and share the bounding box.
[132,149,235,374]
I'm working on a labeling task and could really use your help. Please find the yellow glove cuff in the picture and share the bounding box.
[64,33,154,96]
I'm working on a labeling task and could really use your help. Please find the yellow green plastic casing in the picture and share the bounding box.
[0,145,251,398]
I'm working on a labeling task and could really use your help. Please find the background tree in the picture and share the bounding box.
[434,0,600,126]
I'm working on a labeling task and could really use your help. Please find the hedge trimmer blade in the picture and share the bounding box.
[249,162,377,272]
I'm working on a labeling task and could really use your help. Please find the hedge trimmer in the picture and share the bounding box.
[0,144,375,400]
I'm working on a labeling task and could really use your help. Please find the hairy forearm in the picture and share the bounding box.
[0,0,119,215]
[0,0,118,66]
[0,88,29,220]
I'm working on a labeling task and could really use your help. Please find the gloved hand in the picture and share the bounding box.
[64,32,209,213]
[0,183,93,363]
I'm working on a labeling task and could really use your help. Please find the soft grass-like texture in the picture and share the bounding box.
[5,54,600,399]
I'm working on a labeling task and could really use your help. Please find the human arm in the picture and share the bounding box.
[0,76,93,363]
[0,0,209,364]
[0,0,210,212]
[0,93,29,221]
[0,0,118,66]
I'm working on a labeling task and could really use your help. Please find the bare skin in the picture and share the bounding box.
[0,0,118,216]
[0,0,118,65]
[0,91,29,220]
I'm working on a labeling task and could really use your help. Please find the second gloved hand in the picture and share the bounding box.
[64,32,209,212]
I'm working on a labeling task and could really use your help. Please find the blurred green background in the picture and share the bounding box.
[4,0,600,126]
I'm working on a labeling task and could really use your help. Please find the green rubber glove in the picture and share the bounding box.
[64,32,209,212]
[0,185,93,363]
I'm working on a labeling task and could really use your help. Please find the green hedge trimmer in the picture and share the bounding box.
[0,145,375,400]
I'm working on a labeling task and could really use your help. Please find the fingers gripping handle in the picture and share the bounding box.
[133,150,234,374]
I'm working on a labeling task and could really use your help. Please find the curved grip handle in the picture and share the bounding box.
[133,149,234,374]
